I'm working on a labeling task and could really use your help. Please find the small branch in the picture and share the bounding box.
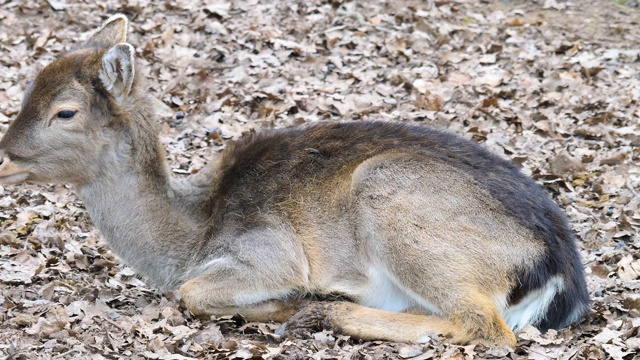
[52,348,81,359]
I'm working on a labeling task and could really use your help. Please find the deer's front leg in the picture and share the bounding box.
[180,275,307,322]
[180,229,309,322]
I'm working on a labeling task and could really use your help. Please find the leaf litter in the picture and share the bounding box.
[0,0,639,358]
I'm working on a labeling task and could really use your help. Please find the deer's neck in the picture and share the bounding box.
[76,120,206,290]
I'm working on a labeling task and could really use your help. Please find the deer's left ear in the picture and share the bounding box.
[85,14,128,49]
[99,43,135,102]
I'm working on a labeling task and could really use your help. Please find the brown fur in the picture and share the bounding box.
[0,15,589,347]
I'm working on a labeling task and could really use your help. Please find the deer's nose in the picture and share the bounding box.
[0,150,13,170]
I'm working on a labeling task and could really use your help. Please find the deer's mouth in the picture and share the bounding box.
[0,158,30,185]
[0,171,29,185]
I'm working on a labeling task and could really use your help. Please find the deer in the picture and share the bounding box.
[0,15,589,347]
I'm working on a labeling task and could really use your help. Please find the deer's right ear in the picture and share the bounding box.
[99,43,135,103]
[85,14,128,49]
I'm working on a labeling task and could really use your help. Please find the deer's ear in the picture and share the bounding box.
[99,43,135,102]
[85,14,128,48]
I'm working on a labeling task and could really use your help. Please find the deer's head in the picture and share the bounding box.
[0,15,143,186]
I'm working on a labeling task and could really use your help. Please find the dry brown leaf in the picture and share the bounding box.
[617,255,640,281]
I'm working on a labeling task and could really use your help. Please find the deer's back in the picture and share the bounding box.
[211,121,553,229]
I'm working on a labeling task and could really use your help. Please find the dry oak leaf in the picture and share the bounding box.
[602,344,632,360]
[617,255,640,281]
[474,69,511,87]
[550,150,585,174]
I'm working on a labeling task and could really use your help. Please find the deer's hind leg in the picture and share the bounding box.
[279,296,516,346]
[180,227,309,322]
[302,152,534,346]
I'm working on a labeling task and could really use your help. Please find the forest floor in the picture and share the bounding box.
[0,0,639,359]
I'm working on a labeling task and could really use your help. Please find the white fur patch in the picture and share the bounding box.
[503,275,565,332]
[361,265,441,315]
[197,256,234,275]
[361,266,412,311]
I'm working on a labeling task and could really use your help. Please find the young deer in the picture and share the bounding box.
[0,15,588,346]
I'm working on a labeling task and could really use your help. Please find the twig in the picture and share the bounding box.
[52,348,81,359]
[476,107,499,122]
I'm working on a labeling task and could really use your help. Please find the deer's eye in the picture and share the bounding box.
[57,110,77,119]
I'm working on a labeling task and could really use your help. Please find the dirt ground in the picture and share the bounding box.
[0,0,639,359]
